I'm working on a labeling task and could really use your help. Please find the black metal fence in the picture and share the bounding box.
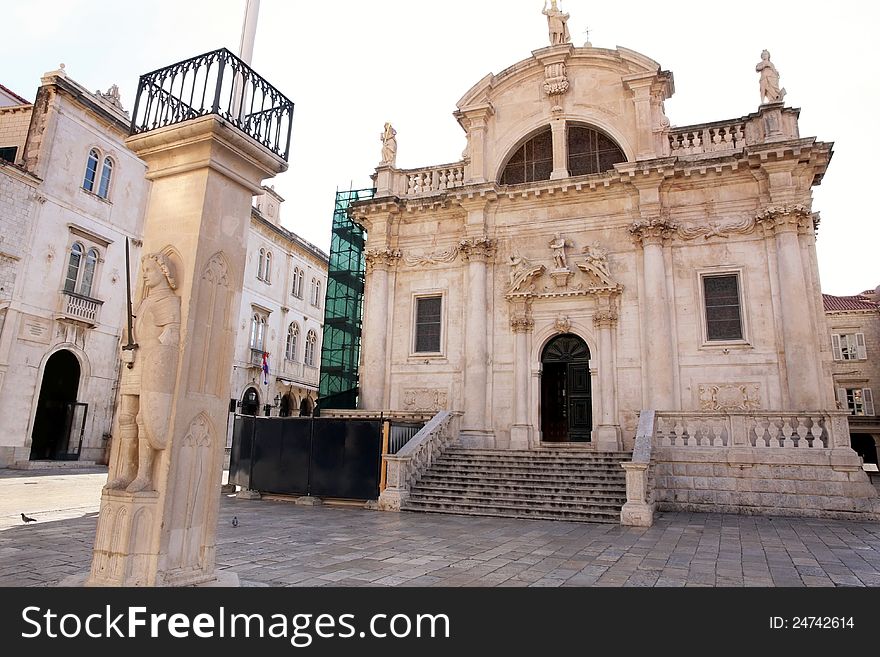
[130,48,294,161]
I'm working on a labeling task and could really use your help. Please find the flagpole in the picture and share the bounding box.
[233,0,261,120]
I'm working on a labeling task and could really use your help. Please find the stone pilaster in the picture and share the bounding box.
[88,116,286,586]
[361,247,400,410]
[755,204,822,409]
[629,218,677,411]
[593,308,621,451]
[459,236,496,446]
[549,118,569,180]
[509,308,534,450]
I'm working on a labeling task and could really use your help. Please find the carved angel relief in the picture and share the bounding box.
[505,238,621,298]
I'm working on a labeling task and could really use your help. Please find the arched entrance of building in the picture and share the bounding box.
[279,393,293,417]
[299,397,313,417]
[541,333,592,442]
[241,387,260,416]
[30,350,81,460]
[851,433,878,465]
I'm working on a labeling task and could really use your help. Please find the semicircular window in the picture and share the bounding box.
[499,127,553,185]
[568,125,626,176]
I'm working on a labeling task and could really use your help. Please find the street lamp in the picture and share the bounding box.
[273,393,281,408]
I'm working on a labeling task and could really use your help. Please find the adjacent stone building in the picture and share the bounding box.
[0,69,327,468]
[361,8,878,520]
[824,287,880,464]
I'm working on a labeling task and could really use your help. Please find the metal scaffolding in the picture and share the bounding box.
[317,187,375,410]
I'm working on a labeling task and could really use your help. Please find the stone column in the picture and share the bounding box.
[550,118,569,180]
[459,236,495,446]
[360,248,399,410]
[509,310,533,450]
[630,219,676,411]
[756,205,821,409]
[87,115,286,586]
[593,308,621,451]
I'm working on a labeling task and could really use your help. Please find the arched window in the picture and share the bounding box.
[314,280,322,308]
[79,248,99,297]
[83,149,99,192]
[97,157,113,199]
[499,127,552,185]
[64,243,84,292]
[292,267,304,298]
[567,125,626,177]
[257,248,266,280]
[304,329,318,366]
[264,251,272,283]
[286,322,299,361]
[250,313,266,350]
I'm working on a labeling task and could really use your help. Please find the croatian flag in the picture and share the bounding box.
[261,352,269,385]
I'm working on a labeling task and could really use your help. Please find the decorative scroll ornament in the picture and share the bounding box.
[699,384,761,411]
[676,215,756,240]
[364,247,401,271]
[508,251,546,293]
[543,62,570,110]
[402,245,460,267]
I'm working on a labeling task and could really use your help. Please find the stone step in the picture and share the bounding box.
[434,457,629,470]
[446,448,632,457]
[409,488,626,506]
[417,473,625,488]
[430,462,626,476]
[412,479,626,498]
[401,499,620,523]
[422,466,625,482]
[443,448,632,461]
[10,460,100,470]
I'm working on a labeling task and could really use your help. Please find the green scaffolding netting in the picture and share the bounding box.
[317,187,375,410]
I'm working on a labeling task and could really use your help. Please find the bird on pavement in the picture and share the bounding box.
[21,513,37,523]
[231,516,239,527]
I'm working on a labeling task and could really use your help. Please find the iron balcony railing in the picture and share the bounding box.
[130,48,294,161]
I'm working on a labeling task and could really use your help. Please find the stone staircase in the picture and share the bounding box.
[401,447,631,523]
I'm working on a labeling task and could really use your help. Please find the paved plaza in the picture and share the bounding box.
[1,467,879,587]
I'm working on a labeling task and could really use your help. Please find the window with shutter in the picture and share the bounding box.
[864,388,875,416]
[856,333,867,360]
[831,334,843,361]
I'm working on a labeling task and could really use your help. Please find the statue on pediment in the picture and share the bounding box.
[756,50,786,104]
[543,0,571,46]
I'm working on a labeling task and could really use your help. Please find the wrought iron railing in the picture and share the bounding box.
[130,48,294,161]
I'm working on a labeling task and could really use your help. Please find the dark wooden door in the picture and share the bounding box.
[541,334,592,443]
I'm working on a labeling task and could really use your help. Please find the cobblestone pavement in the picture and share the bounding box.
[1,468,879,587]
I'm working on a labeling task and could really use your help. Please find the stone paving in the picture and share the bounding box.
[1,467,879,587]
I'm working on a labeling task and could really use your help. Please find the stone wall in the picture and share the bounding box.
[0,106,33,161]
[652,447,880,520]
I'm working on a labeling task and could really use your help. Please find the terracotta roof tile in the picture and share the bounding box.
[823,294,878,312]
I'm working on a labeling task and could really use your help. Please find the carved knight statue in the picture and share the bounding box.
[543,0,571,46]
[106,252,181,493]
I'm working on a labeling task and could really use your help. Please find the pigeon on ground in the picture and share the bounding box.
[231,516,239,527]
[21,513,37,523]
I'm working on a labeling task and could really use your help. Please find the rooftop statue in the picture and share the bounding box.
[756,50,786,104]
[543,0,571,46]
[380,122,397,166]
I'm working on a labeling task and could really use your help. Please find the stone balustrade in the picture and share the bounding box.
[654,411,848,450]
[668,121,745,156]
[377,410,461,511]
[404,163,466,195]
[620,410,656,527]
[61,291,102,325]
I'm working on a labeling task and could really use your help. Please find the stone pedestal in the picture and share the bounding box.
[87,116,286,586]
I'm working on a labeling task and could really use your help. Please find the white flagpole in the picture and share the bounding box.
[233,0,261,121]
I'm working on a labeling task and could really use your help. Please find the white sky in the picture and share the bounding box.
[5,0,878,294]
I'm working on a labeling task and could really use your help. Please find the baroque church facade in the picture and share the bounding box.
[357,8,878,519]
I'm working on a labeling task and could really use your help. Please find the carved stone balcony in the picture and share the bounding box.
[59,291,103,327]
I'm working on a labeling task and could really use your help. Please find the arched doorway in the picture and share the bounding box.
[299,397,313,417]
[30,350,81,460]
[240,387,260,416]
[279,393,293,417]
[851,434,878,465]
[541,334,591,443]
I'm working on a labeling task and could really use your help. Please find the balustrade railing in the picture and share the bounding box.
[668,121,745,156]
[130,48,294,161]
[654,411,839,449]
[61,291,102,324]
[405,163,465,195]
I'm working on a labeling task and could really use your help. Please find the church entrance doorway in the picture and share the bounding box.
[541,334,591,442]
[30,350,82,460]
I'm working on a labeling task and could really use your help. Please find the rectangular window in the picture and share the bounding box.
[839,387,875,416]
[703,274,743,341]
[0,146,16,163]
[832,333,867,361]
[414,295,442,353]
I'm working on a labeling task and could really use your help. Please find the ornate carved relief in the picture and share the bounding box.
[592,310,619,328]
[365,248,401,271]
[677,215,755,240]
[543,62,570,107]
[754,204,815,235]
[507,251,545,293]
[554,315,571,333]
[403,388,448,412]
[576,243,619,288]
[403,245,459,267]
[628,218,678,245]
[459,236,496,261]
[511,315,535,333]
[189,252,232,396]
[698,383,761,411]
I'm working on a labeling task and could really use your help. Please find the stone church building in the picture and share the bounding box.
[357,9,878,520]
